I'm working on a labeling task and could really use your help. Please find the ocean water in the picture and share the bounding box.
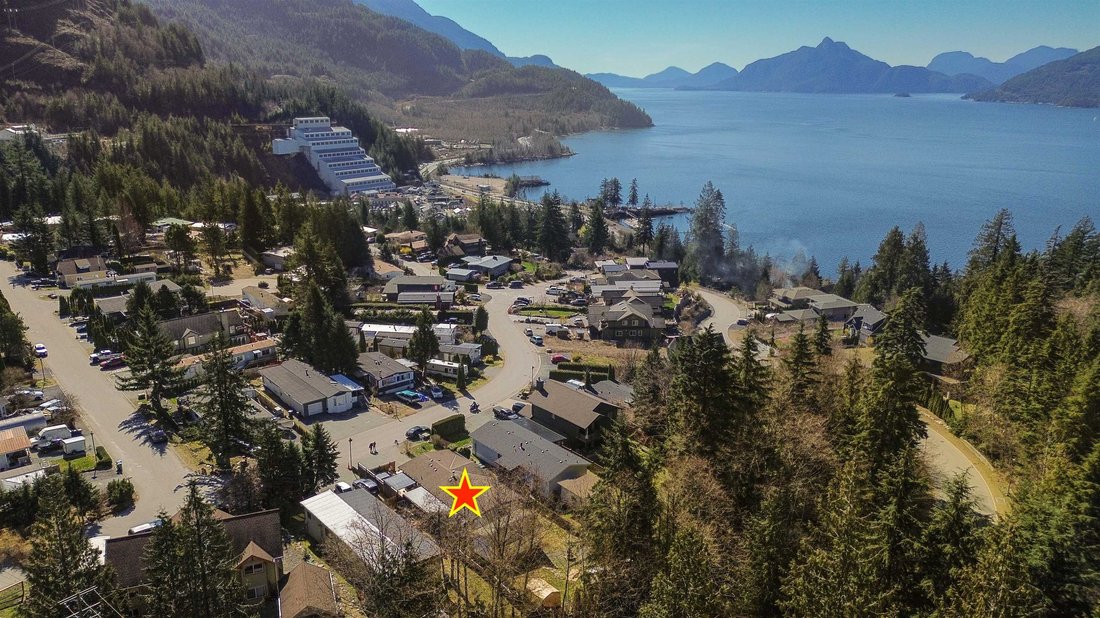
[452,89,1100,273]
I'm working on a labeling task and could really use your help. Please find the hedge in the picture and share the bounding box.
[549,369,611,383]
[438,310,473,325]
[95,446,112,470]
[556,362,616,381]
[432,414,466,442]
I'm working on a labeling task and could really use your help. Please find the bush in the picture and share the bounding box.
[549,369,611,383]
[432,414,466,442]
[0,529,30,564]
[557,362,616,380]
[106,478,135,513]
[95,446,112,470]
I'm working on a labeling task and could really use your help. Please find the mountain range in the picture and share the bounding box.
[700,38,991,94]
[928,46,1078,84]
[967,45,1100,107]
[587,62,739,89]
[354,0,559,68]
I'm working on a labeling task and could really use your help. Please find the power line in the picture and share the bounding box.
[57,587,124,618]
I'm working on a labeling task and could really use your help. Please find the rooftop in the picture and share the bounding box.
[472,420,590,480]
[258,359,350,404]
[357,352,414,381]
[280,562,339,618]
[0,427,30,454]
[301,489,439,564]
[527,380,619,430]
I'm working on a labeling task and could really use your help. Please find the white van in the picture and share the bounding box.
[128,520,164,535]
[39,424,72,442]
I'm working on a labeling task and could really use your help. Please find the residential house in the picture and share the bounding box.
[360,323,458,345]
[150,217,194,234]
[104,509,283,605]
[355,352,416,395]
[426,359,461,378]
[371,260,404,281]
[384,230,427,247]
[258,359,358,417]
[591,379,635,407]
[0,412,46,437]
[594,260,626,275]
[0,428,31,471]
[93,295,131,322]
[260,246,295,271]
[558,471,601,510]
[300,489,440,566]
[512,416,567,445]
[399,450,520,521]
[808,293,859,322]
[158,309,247,352]
[526,379,620,450]
[0,124,35,142]
[921,334,972,375]
[846,304,888,343]
[471,420,592,499]
[394,291,455,308]
[772,308,821,325]
[645,260,680,287]
[605,269,663,285]
[56,256,110,288]
[242,286,293,319]
[624,257,649,270]
[382,275,455,301]
[279,562,339,618]
[462,255,513,278]
[445,267,479,282]
[590,282,665,309]
[176,339,278,380]
[769,286,824,311]
[587,297,666,344]
[438,342,482,364]
[438,233,486,260]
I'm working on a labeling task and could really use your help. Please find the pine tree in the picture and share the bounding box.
[782,324,818,405]
[857,288,927,469]
[834,257,857,299]
[568,202,583,234]
[400,201,419,230]
[537,193,569,261]
[407,308,439,376]
[21,476,115,618]
[733,332,770,412]
[256,424,305,513]
[814,312,831,356]
[586,200,610,254]
[942,522,1044,616]
[302,423,339,493]
[632,346,669,438]
[126,281,154,316]
[201,223,228,278]
[282,283,358,374]
[966,208,1016,276]
[687,182,726,282]
[292,224,348,308]
[117,304,184,415]
[473,306,489,334]
[61,465,99,520]
[165,223,195,271]
[636,195,654,254]
[455,361,466,391]
[916,473,983,608]
[238,189,266,252]
[627,178,639,207]
[198,333,250,469]
[854,226,905,306]
[639,526,725,618]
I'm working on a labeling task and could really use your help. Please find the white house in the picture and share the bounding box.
[176,339,278,380]
[355,352,415,396]
[359,323,457,345]
[272,117,395,196]
[258,359,357,417]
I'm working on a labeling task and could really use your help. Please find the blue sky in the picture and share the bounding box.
[417,0,1100,76]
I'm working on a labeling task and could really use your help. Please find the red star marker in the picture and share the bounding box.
[440,468,490,517]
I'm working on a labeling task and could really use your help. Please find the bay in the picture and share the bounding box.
[452,89,1100,273]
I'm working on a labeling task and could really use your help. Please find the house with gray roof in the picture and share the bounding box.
[158,309,247,352]
[462,255,513,278]
[769,286,824,311]
[587,296,666,344]
[471,420,592,499]
[808,293,859,322]
[920,334,972,375]
[382,275,455,300]
[526,379,620,450]
[355,352,415,395]
[258,359,357,417]
[301,489,439,569]
[846,304,888,342]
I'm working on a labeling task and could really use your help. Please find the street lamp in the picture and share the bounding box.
[348,438,353,471]
[90,431,96,479]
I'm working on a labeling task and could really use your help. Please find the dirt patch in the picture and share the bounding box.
[539,336,647,373]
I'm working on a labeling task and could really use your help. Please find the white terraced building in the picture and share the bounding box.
[272,117,395,195]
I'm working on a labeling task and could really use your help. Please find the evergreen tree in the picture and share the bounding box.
[400,201,419,230]
[966,208,1016,276]
[834,257,857,299]
[153,285,181,318]
[537,193,569,261]
[636,194,654,254]
[117,304,184,414]
[628,178,639,207]
[854,226,905,306]
[142,512,188,615]
[857,288,927,468]
[198,334,250,469]
[407,308,440,376]
[13,204,53,274]
[455,361,466,390]
[733,331,771,412]
[201,223,228,278]
[639,526,726,618]
[21,476,115,618]
[568,202,583,234]
[814,312,832,356]
[738,486,799,616]
[632,346,669,438]
[256,424,305,513]
[238,189,266,252]
[585,200,610,254]
[61,466,99,520]
[125,281,154,316]
[668,328,735,456]
[302,423,339,493]
[942,522,1045,617]
[687,182,726,282]
[473,306,488,334]
[292,224,348,308]
[281,283,358,374]
[916,473,984,608]
[781,325,818,406]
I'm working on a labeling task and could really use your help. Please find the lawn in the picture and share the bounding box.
[521,261,537,274]
[58,453,97,473]
[517,306,575,319]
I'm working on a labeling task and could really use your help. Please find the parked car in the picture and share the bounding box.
[551,353,570,364]
[511,401,527,414]
[353,478,380,494]
[508,281,524,289]
[100,355,126,369]
[493,406,518,420]
[89,349,113,364]
[128,520,164,535]
[405,426,429,440]
[395,390,421,405]
[570,299,588,307]
[14,389,44,400]
[33,344,47,358]
[524,328,534,337]
[334,481,354,493]
[149,428,168,444]
[487,281,504,289]
[468,293,482,302]
[530,335,544,346]
[430,385,444,400]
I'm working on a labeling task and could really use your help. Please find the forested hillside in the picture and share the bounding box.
[967,45,1100,107]
[139,0,652,144]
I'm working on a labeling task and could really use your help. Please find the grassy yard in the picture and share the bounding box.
[173,440,214,471]
[521,261,537,274]
[517,306,576,319]
[58,452,97,473]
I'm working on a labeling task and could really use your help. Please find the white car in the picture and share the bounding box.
[33,344,47,358]
[430,385,444,399]
[468,293,482,302]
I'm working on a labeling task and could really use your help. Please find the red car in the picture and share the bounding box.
[550,354,570,364]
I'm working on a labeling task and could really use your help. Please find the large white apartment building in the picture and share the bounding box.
[272,117,396,195]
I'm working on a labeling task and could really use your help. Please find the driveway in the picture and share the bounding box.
[695,287,751,346]
[0,261,189,536]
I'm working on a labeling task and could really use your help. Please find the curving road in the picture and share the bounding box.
[0,260,189,536]
[694,286,750,346]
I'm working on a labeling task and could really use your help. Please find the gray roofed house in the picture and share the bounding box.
[606,269,662,284]
[445,267,478,282]
[625,256,649,269]
[645,260,680,286]
[526,379,619,450]
[808,293,859,321]
[355,352,416,395]
[774,308,820,324]
[846,304,888,342]
[769,286,824,311]
[920,334,971,374]
[158,309,247,352]
[148,279,182,294]
[94,295,131,320]
[258,359,356,417]
[382,275,454,298]
[337,488,440,561]
[591,380,635,407]
[463,255,513,277]
[587,296,666,344]
[471,420,591,498]
[510,416,567,444]
[301,489,440,566]
[396,291,455,307]
[438,342,482,364]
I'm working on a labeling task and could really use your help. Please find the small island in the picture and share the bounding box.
[895,92,912,97]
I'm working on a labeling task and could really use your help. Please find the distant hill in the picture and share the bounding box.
[966,46,1100,108]
[704,37,991,94]
[508,54,558,68]
[928,46,1078,84]
[587,62,738,89]
[354,0,504,57]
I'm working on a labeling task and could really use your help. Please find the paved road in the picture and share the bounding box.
[919,408,1005,518]
[695,287,750,346]
[0,261,188,536]
[333,261,546,474]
